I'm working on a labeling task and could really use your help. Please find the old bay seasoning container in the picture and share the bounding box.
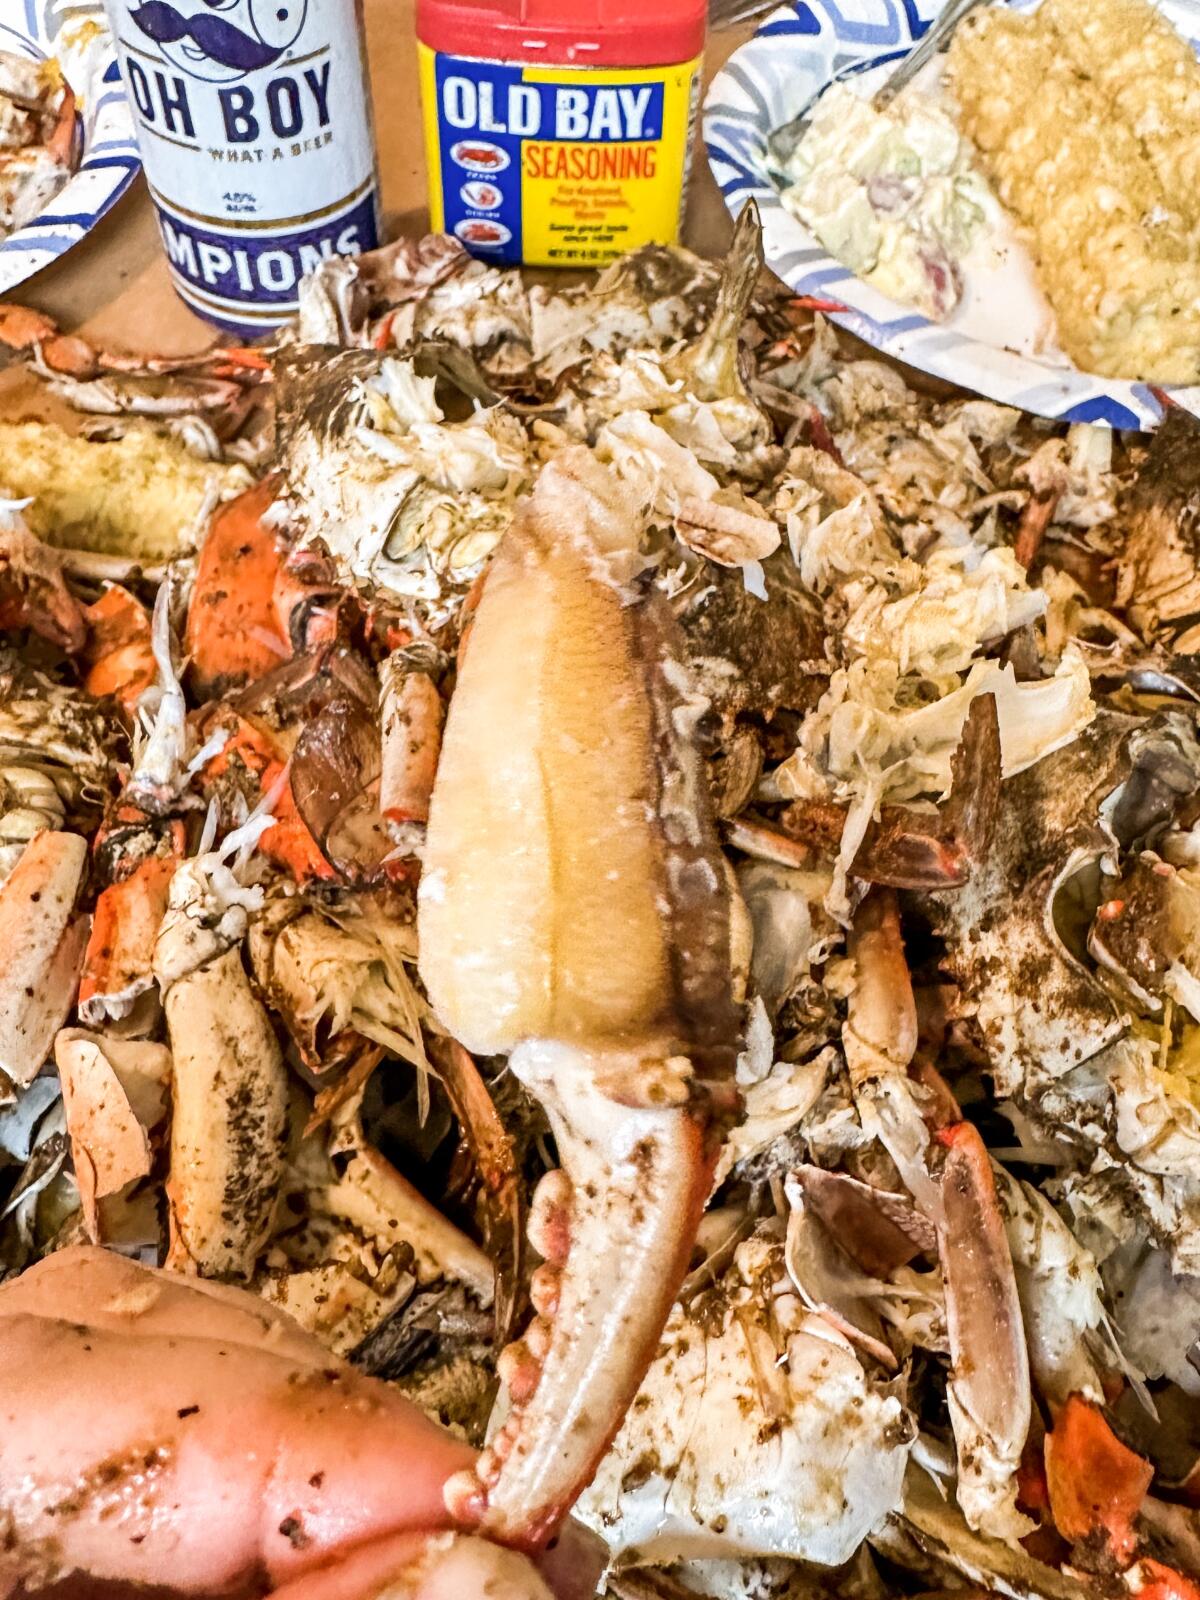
[416,0,707,267]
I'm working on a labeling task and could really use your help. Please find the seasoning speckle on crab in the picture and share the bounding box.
[5,210,1200,1600]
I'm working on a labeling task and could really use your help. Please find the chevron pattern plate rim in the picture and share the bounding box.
[703,0,1200,429]
[0,0,140,296]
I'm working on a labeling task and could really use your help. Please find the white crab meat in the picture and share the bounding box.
[1105,1239,1200,1396]
[257,1245,417,1356]
[576,1233,911,1569]
[279,355,531,615]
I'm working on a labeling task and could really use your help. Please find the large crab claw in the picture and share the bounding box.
[418,449,738,1551]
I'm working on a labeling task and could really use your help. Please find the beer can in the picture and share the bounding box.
[103,0,381,337]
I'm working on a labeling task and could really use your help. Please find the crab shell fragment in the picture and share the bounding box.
[419,447,741,1550]
[576,1231,912,1568]
[0,829,89,1093]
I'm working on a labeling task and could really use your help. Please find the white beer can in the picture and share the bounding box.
[103,0,381,336]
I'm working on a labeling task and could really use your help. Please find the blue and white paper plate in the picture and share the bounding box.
[704,0,1200,430]
[0,1,139,295]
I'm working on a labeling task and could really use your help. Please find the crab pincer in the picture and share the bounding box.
[844,889,1033,1539]
[419,449,740,1551]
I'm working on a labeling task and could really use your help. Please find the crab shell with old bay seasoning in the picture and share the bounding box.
[418,448,742,1552]
[927,702,1200,1102]
[152,850,288,1281]
[184,477,345,703]
[576,1225,913,1570]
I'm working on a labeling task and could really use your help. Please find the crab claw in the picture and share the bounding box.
[420,449,738,1551]
[445,1044,716,1547]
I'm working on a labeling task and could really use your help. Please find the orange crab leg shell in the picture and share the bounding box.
[185,477,291,697]
[1044,1393,1152,1563]
[82,584,156,715]
[1130,1559,1200,1600]
[200,717,334,884]
[79,854,178,1024]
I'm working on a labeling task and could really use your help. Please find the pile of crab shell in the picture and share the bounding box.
[4,207,1200,1600]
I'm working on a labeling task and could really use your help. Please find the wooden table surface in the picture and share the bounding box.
[6,4,755,356]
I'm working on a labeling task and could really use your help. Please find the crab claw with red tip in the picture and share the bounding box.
[419,450,739,1552]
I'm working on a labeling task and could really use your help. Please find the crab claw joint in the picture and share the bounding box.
[419,449,739,1551]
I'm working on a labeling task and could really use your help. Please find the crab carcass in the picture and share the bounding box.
[576,1229,912,1570]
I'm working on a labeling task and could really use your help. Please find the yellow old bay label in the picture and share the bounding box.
[419,44,700,267]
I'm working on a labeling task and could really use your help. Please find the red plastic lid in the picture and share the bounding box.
[416,0,707,69]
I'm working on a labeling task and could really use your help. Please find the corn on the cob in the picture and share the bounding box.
[948,3,1200,382]
[1042,0,1200,226]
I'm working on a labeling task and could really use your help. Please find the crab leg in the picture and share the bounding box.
[419,449,737,1552]
[937,1121,1033,1541]
[843,888,937,1213]
[843,889,919,1086]
[845,890,1033,1539]
[0,830,89,1089]
[380,659,443,825]
[429,1035,523,1341]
